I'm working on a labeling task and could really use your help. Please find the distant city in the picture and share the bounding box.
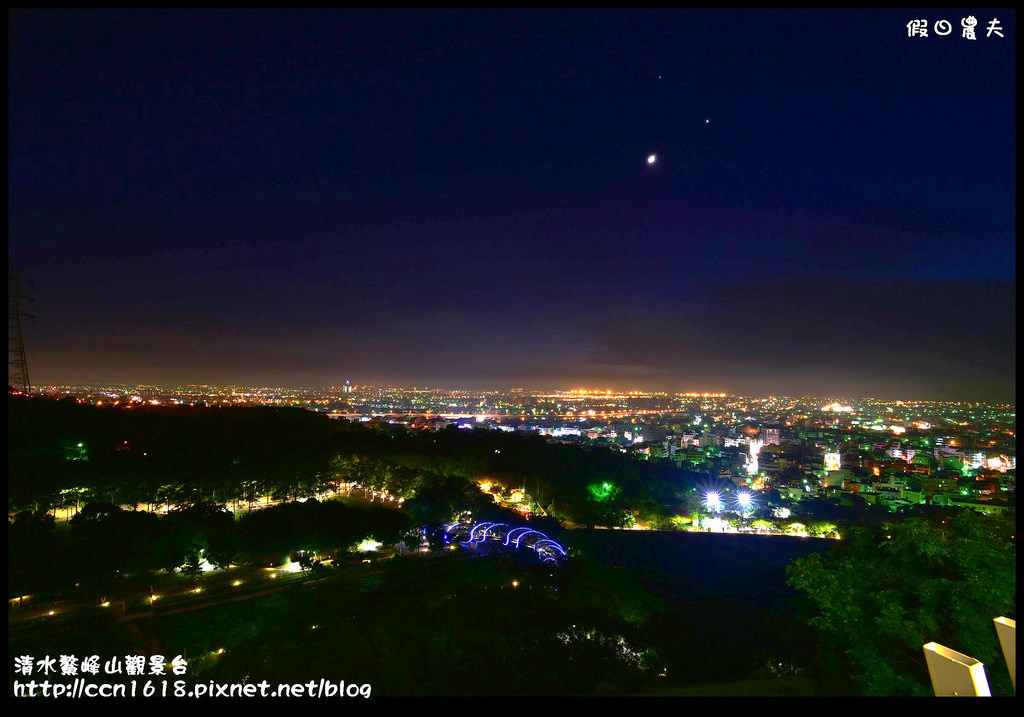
[27,382,1015,518]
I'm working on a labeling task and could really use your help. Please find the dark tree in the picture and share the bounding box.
[787,510,1015,696]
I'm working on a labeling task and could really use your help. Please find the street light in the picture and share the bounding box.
[703,491,722,513]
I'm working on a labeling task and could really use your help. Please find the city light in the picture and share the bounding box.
[704,516,725,533]
[735,492,754,512]
[704,491,722,512]
[588,481,617,501]
[356,538,383,553]
[825,452,842,472]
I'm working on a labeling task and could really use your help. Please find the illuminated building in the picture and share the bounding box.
[824,452,841,472]
[746,439,762,475]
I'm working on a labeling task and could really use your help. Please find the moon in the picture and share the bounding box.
[647,154,657,165]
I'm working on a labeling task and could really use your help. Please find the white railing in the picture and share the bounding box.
[923,617,1015,695]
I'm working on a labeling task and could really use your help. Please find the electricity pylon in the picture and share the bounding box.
[9,267,34,394]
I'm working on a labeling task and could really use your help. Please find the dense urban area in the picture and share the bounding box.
[9,386,1015,697]
[32,384,1016,523]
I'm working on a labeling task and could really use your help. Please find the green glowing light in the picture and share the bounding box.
[588,481,617,501]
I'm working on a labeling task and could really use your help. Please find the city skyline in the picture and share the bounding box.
[25,380,1019,403]
[30,382,1016,419]
[24,369,1021,400]
[13,353,1018,402]
[9,10,1016,401]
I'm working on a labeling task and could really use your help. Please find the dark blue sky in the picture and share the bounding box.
[8,10,1016,399]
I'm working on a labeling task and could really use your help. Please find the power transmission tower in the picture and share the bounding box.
[9,268,34,394]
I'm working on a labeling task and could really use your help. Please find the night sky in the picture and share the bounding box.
[8,10,1016,399]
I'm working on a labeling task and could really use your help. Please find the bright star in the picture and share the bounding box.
[647,154,657,165]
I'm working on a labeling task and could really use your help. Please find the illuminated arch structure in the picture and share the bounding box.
[439,521,568,565]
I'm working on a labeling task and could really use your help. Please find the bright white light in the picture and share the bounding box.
[647,154,657,165]
[704,491,722,512]
[825,452,842,472]
[704,517,725,533]
[356,538,382,553]
[747,439,762,475]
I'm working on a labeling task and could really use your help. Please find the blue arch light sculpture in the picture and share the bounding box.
[469,522,496,542]
[504,527,533,546]
[514,530,546,548]
[533,539,567,556]
[443,523,460,543]
[445,522,567,564]
[481,523,507,541]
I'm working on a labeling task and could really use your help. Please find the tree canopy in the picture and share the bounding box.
[786,510,1015,696]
